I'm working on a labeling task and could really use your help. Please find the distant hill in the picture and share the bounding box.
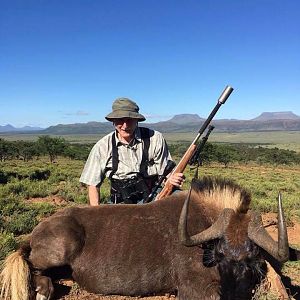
[42,122,113,135]
[148,113,300,133]
[1,111,300,134]
[251,111,300,121]
[0,125,15,133]
[0,124,43,133]
[168,114,205,124]
[210,118,300,132]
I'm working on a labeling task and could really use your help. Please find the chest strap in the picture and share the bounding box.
[109,127,151,179]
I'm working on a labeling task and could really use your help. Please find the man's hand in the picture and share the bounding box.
[168,172,185,188]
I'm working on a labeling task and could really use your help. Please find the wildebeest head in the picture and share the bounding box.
[178,177,289,299]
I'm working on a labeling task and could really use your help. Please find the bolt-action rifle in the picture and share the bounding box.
[155,85,234,201]
[143,160,176,203]
[189,124,215,167]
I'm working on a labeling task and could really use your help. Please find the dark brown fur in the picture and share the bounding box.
[27,192,221,299]
[2,177,297,300]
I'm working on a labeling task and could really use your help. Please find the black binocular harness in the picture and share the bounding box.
[109,127,158,204]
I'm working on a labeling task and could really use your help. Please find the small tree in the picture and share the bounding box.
[198,143,215,165]
[63,144,91,160]
[15,141,37,161]
[0,139,9,161]
[0,139,17,161]
[37,136,66,163]
[214,144,238,168]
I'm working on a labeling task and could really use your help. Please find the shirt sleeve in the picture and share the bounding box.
[79,139,108,186]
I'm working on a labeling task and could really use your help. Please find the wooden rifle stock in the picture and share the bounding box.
[155,85,234,201]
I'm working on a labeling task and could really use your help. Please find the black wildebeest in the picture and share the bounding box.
[0,177,298,300]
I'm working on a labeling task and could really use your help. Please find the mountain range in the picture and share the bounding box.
[0,124,44,133]
[1,111,300,134]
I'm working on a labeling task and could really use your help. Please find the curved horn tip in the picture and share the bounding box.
[278,192,282,204]
[277,191,289,262]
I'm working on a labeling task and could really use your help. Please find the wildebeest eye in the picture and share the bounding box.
[245,240,261,259]
[217,238,228,254]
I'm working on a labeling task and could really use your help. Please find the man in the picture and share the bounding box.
[80,97,184,205]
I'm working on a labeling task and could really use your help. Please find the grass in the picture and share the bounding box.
[0,156,299,294]
[182,163,300,219]
[164,131,300,152]
[282,260,300,286]
[1,158,299,221]
[1,131,300,152]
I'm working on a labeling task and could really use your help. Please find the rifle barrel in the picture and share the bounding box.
[197,85,233,137]
[155,85,234,201]
[189,125,214,166]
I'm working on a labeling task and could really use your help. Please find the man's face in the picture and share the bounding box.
[113,118,138,143]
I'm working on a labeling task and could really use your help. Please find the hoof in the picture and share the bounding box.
[36,293,50,300]
[34,275,54,300]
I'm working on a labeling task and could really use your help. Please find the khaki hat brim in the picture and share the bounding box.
[105,110,146,122]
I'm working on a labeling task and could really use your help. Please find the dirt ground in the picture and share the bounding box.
[44,212,299,300]
[57,287,176,300]
[262,213,300,248]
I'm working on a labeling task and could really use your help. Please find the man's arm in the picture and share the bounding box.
[88,185,100,206]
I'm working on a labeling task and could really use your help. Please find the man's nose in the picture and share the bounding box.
[120,120,130,128]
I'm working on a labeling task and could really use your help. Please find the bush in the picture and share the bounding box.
[0,171,8,184]
[5,210,39,235]
[0,232,18,261]
[7,180,28,195]
[31,202,56,218]
[29,169,51,181]
[0,197,25,216]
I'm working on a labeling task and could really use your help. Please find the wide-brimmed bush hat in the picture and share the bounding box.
[105,97,146,122]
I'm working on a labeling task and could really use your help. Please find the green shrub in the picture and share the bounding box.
[5,210,38,235]
[25,181,51,198]
[7,180,28,195]
[30,202,56,218]
[0,171,9,184]
[72,194,88,204]
[0,197,25,216]
[0,232,18,261]
[29,169,51,181]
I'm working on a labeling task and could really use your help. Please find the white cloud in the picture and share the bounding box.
[144,114,173,120]
[64,110,90,116]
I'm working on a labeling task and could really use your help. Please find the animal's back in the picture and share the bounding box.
[29,195,211,296]
[3,177,253,300]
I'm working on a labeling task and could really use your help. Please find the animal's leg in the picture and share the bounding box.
[177,264,220,300]
[32,273,54,300]
[28,216,84,299]
[178,283,220,300]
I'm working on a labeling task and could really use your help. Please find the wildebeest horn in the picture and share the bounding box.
[248,192,289,262]
[178,182,235,246]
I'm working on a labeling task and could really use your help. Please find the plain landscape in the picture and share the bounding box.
[2,1,299,298]
[0,122,300,299]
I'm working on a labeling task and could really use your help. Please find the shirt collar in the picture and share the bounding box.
[115,127,142,146]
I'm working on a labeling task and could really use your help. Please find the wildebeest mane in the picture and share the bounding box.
[191,176,251,214]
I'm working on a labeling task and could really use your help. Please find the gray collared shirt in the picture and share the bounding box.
[79,127,173,186]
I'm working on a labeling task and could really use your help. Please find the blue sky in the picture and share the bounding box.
[0,0,299,128]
